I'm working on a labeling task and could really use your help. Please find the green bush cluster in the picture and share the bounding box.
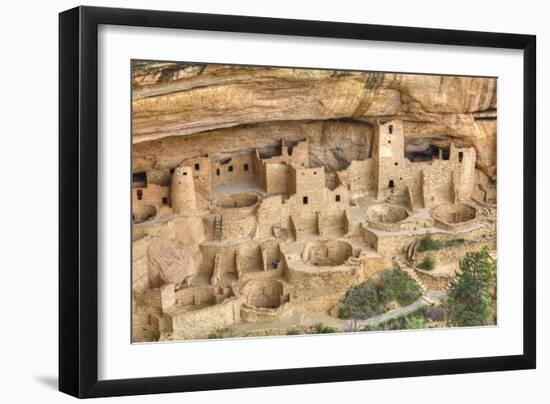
[417,234,465,253]
[417,255,435,270]
[308,323,337,334]
[339,268,422,320]
[207,327,230,339]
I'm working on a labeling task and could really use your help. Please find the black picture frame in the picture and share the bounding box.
[59,5,536,398]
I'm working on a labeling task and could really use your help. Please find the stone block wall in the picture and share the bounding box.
[336,159,375,196]
[290,212,318,240]
[318,209,347,237]
[171,298,239,339]
[132,236,151,292]
[264,162,289,195]
[211,152,255,187]
[257,195,284,237]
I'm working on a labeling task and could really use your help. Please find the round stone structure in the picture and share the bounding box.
[302,239,353,267]
[212,192,262,217]
[366,204,409,223]
[431,203,478,230]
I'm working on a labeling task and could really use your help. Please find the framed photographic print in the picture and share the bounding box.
[59,6,536,398]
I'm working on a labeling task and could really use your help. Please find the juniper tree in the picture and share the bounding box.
[446,248,496,327]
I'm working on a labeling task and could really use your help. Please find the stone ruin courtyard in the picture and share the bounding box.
[132,117,497,342]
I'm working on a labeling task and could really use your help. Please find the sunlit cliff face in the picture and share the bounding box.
[132,62,497,181]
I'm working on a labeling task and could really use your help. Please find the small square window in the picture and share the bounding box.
[303,196,308,205]
[162,197,168,205]
[395,162,398,166]
[244,163,249,171]
[194,163,200,170]
[137,189,143,200]
[183,172,187,176]
[335,195,341,202]
[228,165,234,172]
[216,168,220,176]
[169,168,175,174]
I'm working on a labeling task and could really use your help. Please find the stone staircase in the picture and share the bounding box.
[213,215,223,241]
[396,258,428,294]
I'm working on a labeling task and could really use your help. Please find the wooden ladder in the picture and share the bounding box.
[214,215,223,241]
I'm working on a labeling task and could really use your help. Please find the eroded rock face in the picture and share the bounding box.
[133,119,373,184]
[132,63,497,179]
[147,238,196,287]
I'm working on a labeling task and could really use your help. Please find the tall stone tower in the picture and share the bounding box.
[373,120,405,199]
[171,166,196,213]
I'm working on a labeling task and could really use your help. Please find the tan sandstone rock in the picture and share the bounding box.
[147,238,196,287]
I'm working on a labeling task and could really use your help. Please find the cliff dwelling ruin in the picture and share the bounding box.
[132,62,497,341]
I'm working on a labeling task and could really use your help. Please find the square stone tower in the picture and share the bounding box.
[373,119,405,199]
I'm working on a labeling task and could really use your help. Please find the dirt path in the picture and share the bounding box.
[230,290,446,336]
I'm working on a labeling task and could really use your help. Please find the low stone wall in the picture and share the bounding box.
[367,218,432,232]
[284,263,359,297]
[289,292,344,313]
[414,270,454,290]
[415,239,495,266]
[240,302,292,323]
[170,298,240,339]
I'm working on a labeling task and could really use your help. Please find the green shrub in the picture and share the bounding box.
[417,234,464,252]
[417,255,435,271]
[207,327,230,339]
[308,323,337,334]
[339,268,422,320]
[422,306,446,322]
[404,316,427,329]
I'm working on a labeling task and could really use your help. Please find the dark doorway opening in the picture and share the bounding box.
[132,172,147,188]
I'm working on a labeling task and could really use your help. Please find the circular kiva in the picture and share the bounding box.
[431,203,476,224]
[302,239,353,267]
[366,203,409,224]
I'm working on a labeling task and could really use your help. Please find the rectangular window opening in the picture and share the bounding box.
[303,196,308,205]
[132,172,147,188]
